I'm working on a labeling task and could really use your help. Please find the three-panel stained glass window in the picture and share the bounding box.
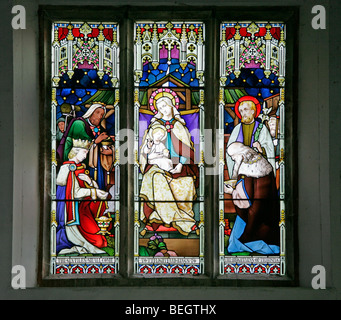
[49,19,286,277]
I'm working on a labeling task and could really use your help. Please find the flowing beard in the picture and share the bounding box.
[241,116,253,124]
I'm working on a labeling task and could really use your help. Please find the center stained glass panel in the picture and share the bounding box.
[133,21,205,275]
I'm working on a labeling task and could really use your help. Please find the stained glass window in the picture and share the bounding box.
[218,21,286,275]
[44,10,294,282]
[133,21,206,275]
[50,21,120,275]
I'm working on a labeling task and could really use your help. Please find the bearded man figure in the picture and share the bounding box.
[57,103,115,191]
[224,142,280,255]
[225,96,276,179]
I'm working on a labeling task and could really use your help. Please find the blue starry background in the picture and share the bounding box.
[55,69,116,135]
[223,68,281,134]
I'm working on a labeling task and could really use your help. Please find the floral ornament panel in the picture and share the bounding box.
[134,21,205,275]
[52,22,119,88]
[219,21,286,276]
[134,21,205,88]
[220,21,285,87]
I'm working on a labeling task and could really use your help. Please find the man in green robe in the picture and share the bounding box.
[57,103,114,190]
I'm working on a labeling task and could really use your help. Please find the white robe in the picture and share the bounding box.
[57,163,106,255]
[225,122,276,179]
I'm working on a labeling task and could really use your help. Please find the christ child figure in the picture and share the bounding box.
[143,126,173,172]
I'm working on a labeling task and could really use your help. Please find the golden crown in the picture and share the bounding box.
[72,138,93,149]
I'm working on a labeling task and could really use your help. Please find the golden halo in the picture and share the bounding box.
[149,89,180,114]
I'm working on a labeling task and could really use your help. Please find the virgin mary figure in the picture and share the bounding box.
[139,91,199,236]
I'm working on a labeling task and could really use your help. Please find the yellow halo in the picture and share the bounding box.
[152,91,176,112]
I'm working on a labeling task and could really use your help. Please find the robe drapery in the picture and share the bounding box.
[227,171,280,255]
[225,120,276,179]
[56,161,111,255]
[139,118,199,236]
[57,117,93,163]
[56,117,115,190]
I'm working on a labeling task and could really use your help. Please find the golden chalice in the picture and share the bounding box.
[96,215,112,235]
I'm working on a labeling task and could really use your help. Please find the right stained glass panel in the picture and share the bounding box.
[219,21,286,275]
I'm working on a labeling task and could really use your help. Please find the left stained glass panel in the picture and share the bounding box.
[50,22,120,275]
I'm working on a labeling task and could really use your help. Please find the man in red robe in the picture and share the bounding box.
[56,139,113,255]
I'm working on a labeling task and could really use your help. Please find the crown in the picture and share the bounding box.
[92,101,106,107]
[72,139,93,149]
